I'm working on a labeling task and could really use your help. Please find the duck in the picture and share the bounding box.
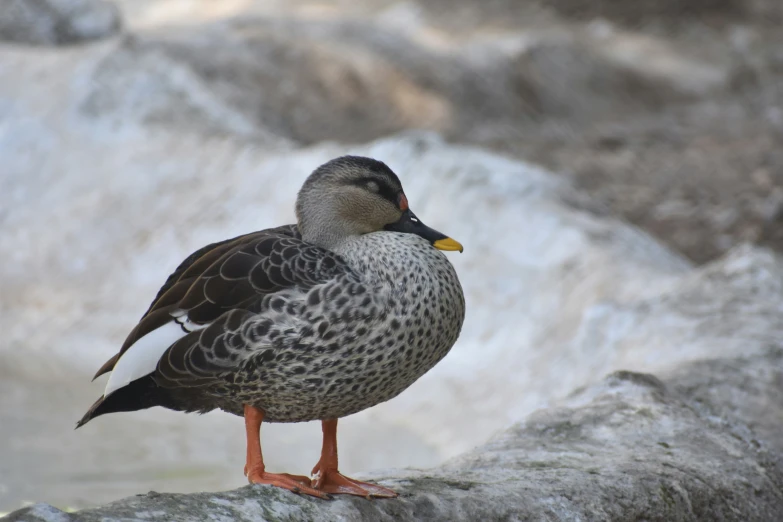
[77,155,465,499]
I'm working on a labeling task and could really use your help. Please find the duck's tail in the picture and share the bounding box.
[75,376,159,428]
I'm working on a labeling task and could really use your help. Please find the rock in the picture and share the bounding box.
[77,23,454,144]
[14,4,776,267]
[564,244,783,381]
[542,0,745,26]
[0,0,122,46]
[539,0,783,26]
[47,15,722,144]
[96,1,783,266]
[9,2,782,268]
[6,348,783,521]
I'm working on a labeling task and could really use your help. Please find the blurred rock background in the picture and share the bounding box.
[1,0,782,514]
[102,0,783,263]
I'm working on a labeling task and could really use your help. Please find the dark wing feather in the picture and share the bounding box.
[155,309,252,387]
[93,225,351,383]
[153,231,355,388]
[145,225,300,316]
[142,232,257,316]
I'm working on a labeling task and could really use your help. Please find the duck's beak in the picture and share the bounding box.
[432,237,464,252]
[384,209,464,253]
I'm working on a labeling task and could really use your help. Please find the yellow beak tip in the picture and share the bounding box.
[433,238,464,253]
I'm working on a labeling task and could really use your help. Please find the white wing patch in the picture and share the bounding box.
[104,314,207,397]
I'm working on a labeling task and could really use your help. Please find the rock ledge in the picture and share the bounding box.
[6,348,783,521]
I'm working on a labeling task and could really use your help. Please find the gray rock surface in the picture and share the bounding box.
[73,16,726,146]
[6,348,783,521]
[108,0,783,263]
[0,0,122,45]
[8,0,783,261]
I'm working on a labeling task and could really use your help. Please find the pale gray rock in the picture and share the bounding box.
[100,1,783,265]
[538,0,782,26]
[564,244,783,382]
[68,16,727,144]
[5,348,783,521]
[11,0,781,266]
[0,0,122,46]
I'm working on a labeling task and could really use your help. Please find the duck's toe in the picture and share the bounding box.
[247,469,332,500]
[311,468,398,499]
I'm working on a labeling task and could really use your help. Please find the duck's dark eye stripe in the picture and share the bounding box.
[350,177,400,207]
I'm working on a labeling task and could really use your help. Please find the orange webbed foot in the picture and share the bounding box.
[246,466,332,500]
[311,464,398,499]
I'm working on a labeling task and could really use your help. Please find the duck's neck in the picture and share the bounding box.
[300,222,362,253]
[298,205,379,253]
[329,234,378,267]
[331,232,441,283]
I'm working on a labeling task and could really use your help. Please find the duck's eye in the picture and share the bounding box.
[365,181,380,193]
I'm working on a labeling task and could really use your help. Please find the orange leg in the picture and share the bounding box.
[310,418,398,498]
[243,405,331,499]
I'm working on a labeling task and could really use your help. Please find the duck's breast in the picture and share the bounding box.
[326,232,466,411]
[225,232,465,422]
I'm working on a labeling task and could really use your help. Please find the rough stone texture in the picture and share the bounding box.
[6,0,783,261]
[6,348,783,521]
[72,16,726,147]
[538,0,783,26]
[0,0,122,46]
[102,0,783,263]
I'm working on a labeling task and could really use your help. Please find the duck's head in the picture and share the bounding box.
[296,155,463,253]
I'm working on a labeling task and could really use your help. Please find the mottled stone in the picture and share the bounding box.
[0,0,121,46]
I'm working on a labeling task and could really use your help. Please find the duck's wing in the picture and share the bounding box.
[96,224,352,395]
